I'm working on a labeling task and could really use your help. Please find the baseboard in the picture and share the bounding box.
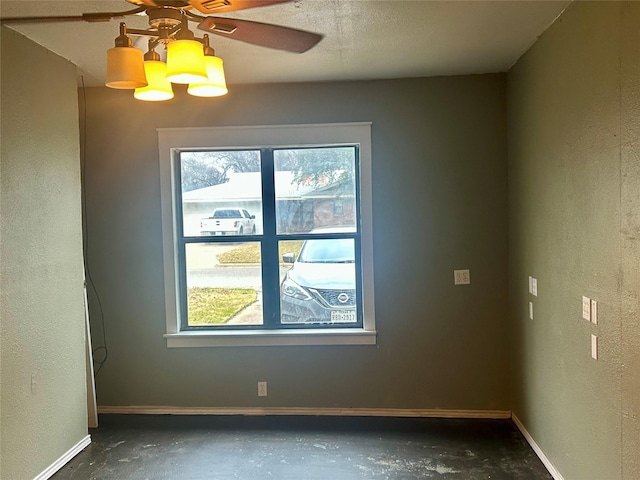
[33,435,91,480]
[511,413,565,480]
[97,405,511,419]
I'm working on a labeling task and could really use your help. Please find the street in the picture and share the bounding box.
[186,265,290,288]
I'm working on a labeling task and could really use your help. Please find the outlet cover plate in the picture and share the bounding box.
[258,381,267,397]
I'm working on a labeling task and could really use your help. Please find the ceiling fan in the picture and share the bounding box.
[1,0,323,100]
[0,0,323,54]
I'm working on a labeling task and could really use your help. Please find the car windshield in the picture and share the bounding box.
[212,210,241,218]
[297,238,354,263]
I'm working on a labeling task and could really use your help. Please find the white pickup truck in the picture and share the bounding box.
[200,208,256,236]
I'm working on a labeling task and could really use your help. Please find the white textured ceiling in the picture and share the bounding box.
[0,0,570,86]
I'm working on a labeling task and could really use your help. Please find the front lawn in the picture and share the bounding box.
[187,287,257,325]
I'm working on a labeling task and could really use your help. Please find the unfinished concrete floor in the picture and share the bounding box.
[52,415,552,479]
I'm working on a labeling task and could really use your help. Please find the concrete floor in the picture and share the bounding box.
[52,415,552,479]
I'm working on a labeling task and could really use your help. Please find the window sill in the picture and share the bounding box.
[164,328,377,348]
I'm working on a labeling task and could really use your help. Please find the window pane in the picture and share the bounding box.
[180,151,262,237]
[185,242,263,326]
[273,147,357,235]
[279,238,357,325]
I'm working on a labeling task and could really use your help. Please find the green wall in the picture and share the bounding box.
[83,74,510,411]
[0,28,88,479]
[507,2,640,479]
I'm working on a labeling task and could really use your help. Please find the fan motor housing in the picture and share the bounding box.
[147,7,183,29]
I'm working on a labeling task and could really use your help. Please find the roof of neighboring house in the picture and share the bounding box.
[182,171,351,203]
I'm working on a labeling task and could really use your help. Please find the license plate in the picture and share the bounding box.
[331,310,356,323]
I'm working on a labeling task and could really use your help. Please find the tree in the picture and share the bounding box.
[180,151,260,192]
[275,147,355,189]
[180,147,355,192]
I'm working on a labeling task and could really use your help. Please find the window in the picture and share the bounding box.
[159,124,375,347]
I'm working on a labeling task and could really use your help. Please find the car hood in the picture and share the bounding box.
[288,262,355,290]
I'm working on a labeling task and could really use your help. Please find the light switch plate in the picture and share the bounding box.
[591,299,598,325]
[532,278,538,296]
[582,296,591,321]
[591,334,598,360]
[528,276,533,294]
[454,269,470,285]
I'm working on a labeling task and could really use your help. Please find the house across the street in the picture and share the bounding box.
[181,171,355,235]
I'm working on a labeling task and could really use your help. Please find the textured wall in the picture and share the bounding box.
[0,28,87,479]
[82,74,510,411]
[508,2,640,479]
[620,3,640,478]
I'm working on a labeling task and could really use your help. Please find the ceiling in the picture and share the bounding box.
[0,0,571,87]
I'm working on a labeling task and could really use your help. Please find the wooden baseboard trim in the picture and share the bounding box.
[97,406,511,419]
[34,434,91,480]
[512,413,565,480]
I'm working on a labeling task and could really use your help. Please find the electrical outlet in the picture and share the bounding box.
[529,301,534,320]
[454,269,470,285]
[591,299,598,325]
[258,381,267,397]
[591,334,598,360]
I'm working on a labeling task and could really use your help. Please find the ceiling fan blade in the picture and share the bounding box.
[0,7,146,25]
[188,0,292,15]
[0,15,86,24]
[198,17,322,53]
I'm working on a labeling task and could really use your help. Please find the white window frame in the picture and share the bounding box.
[158,123,376,347]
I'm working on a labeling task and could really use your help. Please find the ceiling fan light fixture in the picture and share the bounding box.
[165,18,208,84]
[187,38,227,97]
[106,46,147,89]
[105,23,147,89]
[165,38,208,84]
[2,2,324,95]
[187,54,227,97]
[134,60,174,101]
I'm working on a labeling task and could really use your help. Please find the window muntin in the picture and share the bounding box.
[175,145,361,330]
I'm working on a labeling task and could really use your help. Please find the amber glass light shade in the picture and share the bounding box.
[165,40,207,84]
[106,46,147,89]
[134,61,174,101]
[187,55,228,97]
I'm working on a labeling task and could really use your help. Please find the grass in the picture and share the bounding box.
[216,240,304,264]
[187,287,257,325]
